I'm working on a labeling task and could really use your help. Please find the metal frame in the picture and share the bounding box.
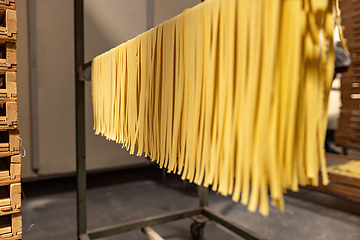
[75,1,265,239]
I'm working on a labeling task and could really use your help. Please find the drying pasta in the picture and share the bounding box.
[328,161,360,178]
[91,0,346,216]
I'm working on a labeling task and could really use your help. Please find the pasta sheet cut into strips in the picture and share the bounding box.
[91,0,346,216]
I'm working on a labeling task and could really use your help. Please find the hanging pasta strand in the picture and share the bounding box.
[240,0,261,207]
[152,24,163,165]
[232,0,249,203]
[201,0,218,188]
[202,0,219,188]
[91,0,345,216]
[214,0,228,195]
[169,15,185,174]
[191,4,205,184]
[184,5,201,182]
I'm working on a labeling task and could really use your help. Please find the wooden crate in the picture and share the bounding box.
[335,108,360,148]
[0,9,16,41]
[0,183,20,216]
[0,156,19,186]
[310,154,360,201]
[0,41,15,71]
[0,72,16,103]
[0,102,17,130]
[0,129,18,157]
[335,0,360,149]
[0,212,21,239]
[0,1,15,11]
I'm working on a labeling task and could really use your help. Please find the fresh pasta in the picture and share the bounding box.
[328,161,360,178]
[91,0,346,216]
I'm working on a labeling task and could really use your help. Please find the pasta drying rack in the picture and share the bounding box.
[74,0,265,239]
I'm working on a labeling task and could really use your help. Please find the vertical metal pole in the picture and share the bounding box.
[199,185,208,207]
[27,0,40,173]
[74,0,86,238]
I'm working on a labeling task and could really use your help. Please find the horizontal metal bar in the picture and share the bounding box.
[78,65,91,81]
[81,60,92,70]
[88,207,203,239]
[202,207,267,240]
[142,226,164,240]
[78,60,92,82]
[79,233,91,240]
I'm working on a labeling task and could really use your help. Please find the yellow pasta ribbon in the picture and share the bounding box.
[91,0,342,216]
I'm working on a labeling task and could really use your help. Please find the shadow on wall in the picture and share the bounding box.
[84,0,148,62]
[84,7,118,62]
[83,0,150,171]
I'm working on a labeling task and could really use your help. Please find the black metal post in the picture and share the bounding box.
[199,185,208,207]
[74,0,87,238]
[203,207,266,240]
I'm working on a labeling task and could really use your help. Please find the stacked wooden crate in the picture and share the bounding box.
[0,0,21,239]
[335,0,360,149]
[312,154,360,202]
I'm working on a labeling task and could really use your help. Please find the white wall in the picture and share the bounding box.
[84,0,149,171]
[32,0,76,175]
[153,0,201,26]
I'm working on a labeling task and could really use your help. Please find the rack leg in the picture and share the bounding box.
[74,0,87,238]
[202,207,266,240]
[142,227,165,240]
[199,185,208,207]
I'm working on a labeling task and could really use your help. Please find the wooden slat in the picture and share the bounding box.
[10,155,19,164]
[9,183,20,209]
[0,159,8,178]
[318,182,360,199]
[0,72,18,101]
[0,186,9,207]
[325,153,357,163]
[0,212,21,237]
[0,152,19,159]
[6,102,17,127]
[322,154,360,200]
[9,163,20,181]
[9,129,19,152]
[334,138,359,149]
[0,183,21,216]
[0,179,20,187]
[328,172,360,188]
[11,212,21,236]
[0,1,15,10]
[334,131,360,141]
[0,42,16,71]
[3,9,17,40]
[0,215,10,235]
[337,127,360,133]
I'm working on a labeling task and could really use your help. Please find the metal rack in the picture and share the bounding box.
[74,0,265,239]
